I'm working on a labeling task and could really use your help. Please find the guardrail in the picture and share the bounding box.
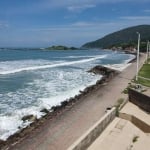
[138,76,150,81]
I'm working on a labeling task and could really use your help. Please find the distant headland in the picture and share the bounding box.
[82,25,150,52]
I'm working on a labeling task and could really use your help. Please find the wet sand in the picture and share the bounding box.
[1,53,145,150]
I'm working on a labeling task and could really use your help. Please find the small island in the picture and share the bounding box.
[46,45,79,50]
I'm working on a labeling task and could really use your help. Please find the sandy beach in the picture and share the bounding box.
[0,53,145,150]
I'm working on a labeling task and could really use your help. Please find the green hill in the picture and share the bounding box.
[82,25,150,51]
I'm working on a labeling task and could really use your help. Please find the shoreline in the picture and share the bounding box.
[0,51,141,150]
[1,53,145,150]
[0,65,119,149]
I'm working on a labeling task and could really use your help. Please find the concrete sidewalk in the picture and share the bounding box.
[88,117,150,150]
[88,102,150,150]
[120,102,150,126]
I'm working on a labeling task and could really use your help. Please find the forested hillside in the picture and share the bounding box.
[82,25,150,51]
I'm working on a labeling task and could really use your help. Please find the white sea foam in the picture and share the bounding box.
[0,115,29,140]
[104,54,135,71]
[0,51,135,141]
[123,54,135,64]
[0,55,107,75]
[0,78,101,141]
[39,76,101,109]
[0,105,48,140]
[104,63,131,71]
[0,67,101,140]
[68,55,97,58]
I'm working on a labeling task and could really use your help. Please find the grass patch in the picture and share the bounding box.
[132,135,139,143]
[115,98,124,116]
[139,64,150,78]
[122,83,130,94]
[122,88,129,94]
[137,63,150,87]
[122,83,136,94]
[146,58,150,64]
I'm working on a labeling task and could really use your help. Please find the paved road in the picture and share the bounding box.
[7,54,145,150]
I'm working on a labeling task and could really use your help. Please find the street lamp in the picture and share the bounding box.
[146,41,149,62]
[148,41,150,59]
[136,32,140,81]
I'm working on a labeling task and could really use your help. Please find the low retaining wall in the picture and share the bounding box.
[119,113,150,133]
[67,108,116,150]
[128,88,150,113]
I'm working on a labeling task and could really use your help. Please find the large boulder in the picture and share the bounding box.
[88,65,116,76]
[22,115,37,122]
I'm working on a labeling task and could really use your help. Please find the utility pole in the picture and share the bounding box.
[136,32,140,81]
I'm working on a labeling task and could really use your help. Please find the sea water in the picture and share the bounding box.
[0,48,135,140]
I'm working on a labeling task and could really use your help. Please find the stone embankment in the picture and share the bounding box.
[0,66,118,150]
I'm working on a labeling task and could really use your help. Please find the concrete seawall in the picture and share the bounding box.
[67,108,116,150]
[128,88,150,113]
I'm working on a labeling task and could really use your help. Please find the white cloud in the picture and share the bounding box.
[43,0,150,8]
[72,21,95,27]
[21,17,150,47]
[19,21,124,46]
[0,22,9,29]
[120,16,150,20]
[67,4,95,12]
[2,0,149,15]
[144,9,150,13]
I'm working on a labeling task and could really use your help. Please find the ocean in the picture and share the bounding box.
[0,48,135,140]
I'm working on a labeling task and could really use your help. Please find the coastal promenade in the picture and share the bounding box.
[88,102,150,150]
[8,53,145,150]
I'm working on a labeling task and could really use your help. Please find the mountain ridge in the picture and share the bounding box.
[82,25,150,51]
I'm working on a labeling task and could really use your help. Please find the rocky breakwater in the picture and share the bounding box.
[0,66,119,150]
[88,65,118,81]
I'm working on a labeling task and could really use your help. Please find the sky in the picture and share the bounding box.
[0,0,150,47]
